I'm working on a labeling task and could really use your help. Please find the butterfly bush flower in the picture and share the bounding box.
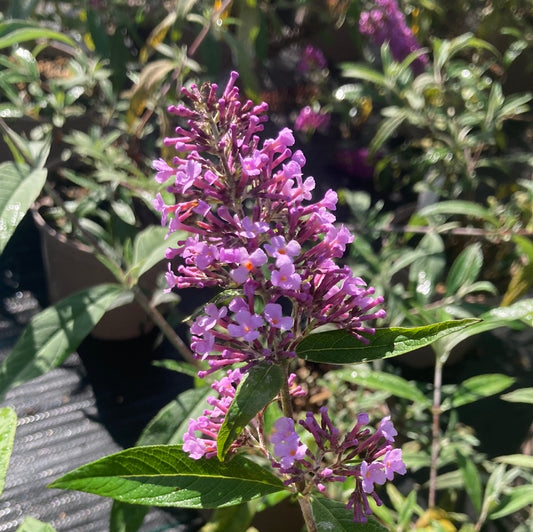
[270,408,406,522]
[359,0,428,75]
[153,71,402,523]
[155,71,385,376]
[294,106,331,135]
[297,44,328,74]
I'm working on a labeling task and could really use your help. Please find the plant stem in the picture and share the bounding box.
[428,352,444,508]
[131,285,196,366]
[298,495,318,532]
[279,364,319,532]
[279,362,293,419]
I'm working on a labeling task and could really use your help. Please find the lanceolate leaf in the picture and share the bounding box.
[494,454,533,469]
[0,162,47,255]
[441,298,533,352]
[444,374,515,411]
[335,368,430,407]
[0,407,17,496]
[500,387,533,405]
[217,363,284,460]
[0,284,124,400]
[310,496,388,531]
[489,485,533,520]
[295,319,478,365]
[137,386,213,446]
[445,243,483,296]
[456,451,482,514]
[0,20,75,49]
[49,445,285,509]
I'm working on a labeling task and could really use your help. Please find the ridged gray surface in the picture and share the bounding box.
[0,302,201,531]
[0,217,202,531]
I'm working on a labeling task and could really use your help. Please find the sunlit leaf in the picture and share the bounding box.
[500,387,533,405]
[489,485,533,520]
[128,225,174,282]
[311,496,388,531]
[0,284,124,399]
[494,454,533,468]
[446,243,483,296]
[440,298,533,352]
[0,162,47,254]
[0,407,16,496]
[334,367,430,407]
[217,363,283,460]
[443,374,515,411]
[340,63,388,87]
[49,445,286,508]
[414,200,499,226]
[15,517,57,532]
[0,20,75,49]
[295,319,479,364]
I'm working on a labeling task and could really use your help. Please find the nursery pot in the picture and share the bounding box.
[32,205,162,340]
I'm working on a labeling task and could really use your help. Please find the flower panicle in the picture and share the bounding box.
[154,71,385,375]
[270,408,406,523]
[153,71,395,524]
[359,0,428,75]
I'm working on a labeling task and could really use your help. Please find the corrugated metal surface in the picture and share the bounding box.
[0,214,203,531]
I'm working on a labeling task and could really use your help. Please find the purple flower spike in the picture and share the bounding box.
[359,0,428,75]
[153,73,396,520]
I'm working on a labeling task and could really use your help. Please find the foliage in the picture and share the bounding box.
[0,1,531,531]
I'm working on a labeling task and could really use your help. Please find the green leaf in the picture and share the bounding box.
[15,517,57,532]
[340,63,388,87]
[0,162,47,255]
[456,451,482,514]
[110,501,149,532]
[500,387,533,404]
[494,454,533,468]
[0,283,124,400]
[415,200,499,226]
[370,108,409,154]
[310,496,388,531]
[444,374,515,411]
[295,319,479,365]
[137,386,213,446]
[398,490,418,529]
[334,367,431,407]
[409,232,445,304]
[489,485,533,520]
[129,225,172,281]
[446,243,483,296]
[440,299,533,352]
[217,363,284,460]
[49,445,286,509]
[0,407,17,496]
[0,20,75,49]
[151,359,199,378]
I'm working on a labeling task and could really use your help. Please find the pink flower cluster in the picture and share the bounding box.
[294,106,331,135]
[271,408,406,523]
[155,71,385,378]
[183,368,243,459]
[153,71,402,523]
[359,0,428,75]
[297,44,328,74]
